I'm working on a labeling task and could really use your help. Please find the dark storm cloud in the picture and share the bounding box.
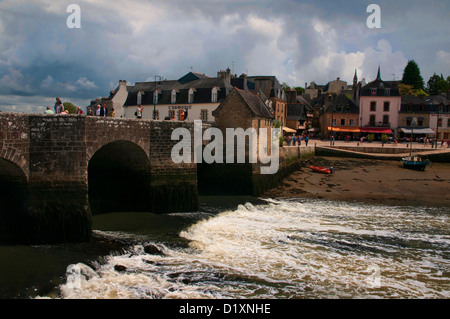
[0,0,449,113]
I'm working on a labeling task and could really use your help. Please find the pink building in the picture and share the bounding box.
[359,67,401,138]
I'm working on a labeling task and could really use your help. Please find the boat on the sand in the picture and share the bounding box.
[401,156,430,171]
[310,166,334,174]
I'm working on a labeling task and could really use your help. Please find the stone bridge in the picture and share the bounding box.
[0,113,197,244]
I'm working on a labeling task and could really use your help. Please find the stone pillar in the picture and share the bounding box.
[149,121,198,213]
[26,115,91,244]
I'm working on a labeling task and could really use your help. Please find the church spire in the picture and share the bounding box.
[376,65,381,80]
[353,69,358,85]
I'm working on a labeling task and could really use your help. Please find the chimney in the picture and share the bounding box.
[226,67,231,84]
[286,90,297,103]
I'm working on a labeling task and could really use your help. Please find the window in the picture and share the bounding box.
[137,91,144,105]
[437,118,442,127]
[371,88,377,96]
[340,119,345,126]
[383,102,390,112]
[448,118,450,126]
[201,109,208,122]
[169,110,175,119]
[419,104,424,112]
[153,110,159,120]
[406,117,412,126]
[444,133,449,140]
[418,118,423,127]
[370,102,376,112]
[171,89,177,104]
[188,88,195,104]
[370,115,376,126]
[211,87,219,103]
[384,88,390,96]
[383,115,389,126]
[331,118,336,126]
[407,103,413,112]
[349,119,354,126]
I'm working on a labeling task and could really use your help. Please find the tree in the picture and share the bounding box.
[427,73,450,95]
[398,83,428,96]
[402,60,425,90]
[63,102,77,114]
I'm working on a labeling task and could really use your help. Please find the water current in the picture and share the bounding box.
[48,197,449,299]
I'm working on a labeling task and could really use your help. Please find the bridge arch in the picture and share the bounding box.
[88,140,152,215]
[0,158,29,243]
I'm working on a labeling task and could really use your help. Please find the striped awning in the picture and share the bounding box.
[328,126,360,133]
[400,127,435,134]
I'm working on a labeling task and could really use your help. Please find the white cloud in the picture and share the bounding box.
[40,75,54,88]
[436,50,450,68]
[76,77,97,89]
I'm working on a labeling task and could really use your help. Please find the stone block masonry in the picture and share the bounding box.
[0,113,199,244]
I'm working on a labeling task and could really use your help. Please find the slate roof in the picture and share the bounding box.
[325,93,359,114]
[286,104,307,121]
[360,79,400,97]
[213,88,274,119]
[123,77,233,107]
[235,88,274,118]
[400,95,450,112]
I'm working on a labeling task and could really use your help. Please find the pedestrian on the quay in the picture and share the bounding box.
[100,104,108,117]
[54,97,62,113]
[136,104,144,119]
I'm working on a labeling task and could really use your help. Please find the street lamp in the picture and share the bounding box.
[154,75,162,120]
[330,108,334,146]
[435,104,442,149]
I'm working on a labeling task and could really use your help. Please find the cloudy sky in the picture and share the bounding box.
[1,0,449,113]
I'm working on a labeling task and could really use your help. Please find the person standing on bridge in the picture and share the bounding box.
[136,104,144,119]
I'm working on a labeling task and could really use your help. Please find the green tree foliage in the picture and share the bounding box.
[63,102,77,114]
[401,60,425,90]
[281,83,305,93]
[398,84,428,97]
[427,73,450,95]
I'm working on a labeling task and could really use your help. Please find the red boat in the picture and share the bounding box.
[310,166,334,174]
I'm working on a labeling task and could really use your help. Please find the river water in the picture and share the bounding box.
[1,197,449,299]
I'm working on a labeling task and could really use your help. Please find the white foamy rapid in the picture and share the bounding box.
[57,199,450,299]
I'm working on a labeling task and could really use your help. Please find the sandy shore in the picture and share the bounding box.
[263,157,450,208]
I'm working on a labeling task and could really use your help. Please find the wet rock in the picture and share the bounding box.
[114,265,127,272]
[144,244,165,256]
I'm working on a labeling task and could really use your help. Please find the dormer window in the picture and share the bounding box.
[188,88,196,104]
[211,87,220,103]
[153,90,161,105]
[371,88,377,96]
[171,89,178,104]
[137,91,145,105]
[385,88,390,96]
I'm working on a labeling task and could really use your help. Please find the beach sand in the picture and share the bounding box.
[263,157,450,208]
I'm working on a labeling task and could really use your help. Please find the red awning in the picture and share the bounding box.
[360,127,393,134]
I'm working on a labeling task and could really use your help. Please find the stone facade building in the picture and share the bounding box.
[399,94,450,141]
[121,71,233,122]
[320,93,360,139]
[359,67,401,137]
